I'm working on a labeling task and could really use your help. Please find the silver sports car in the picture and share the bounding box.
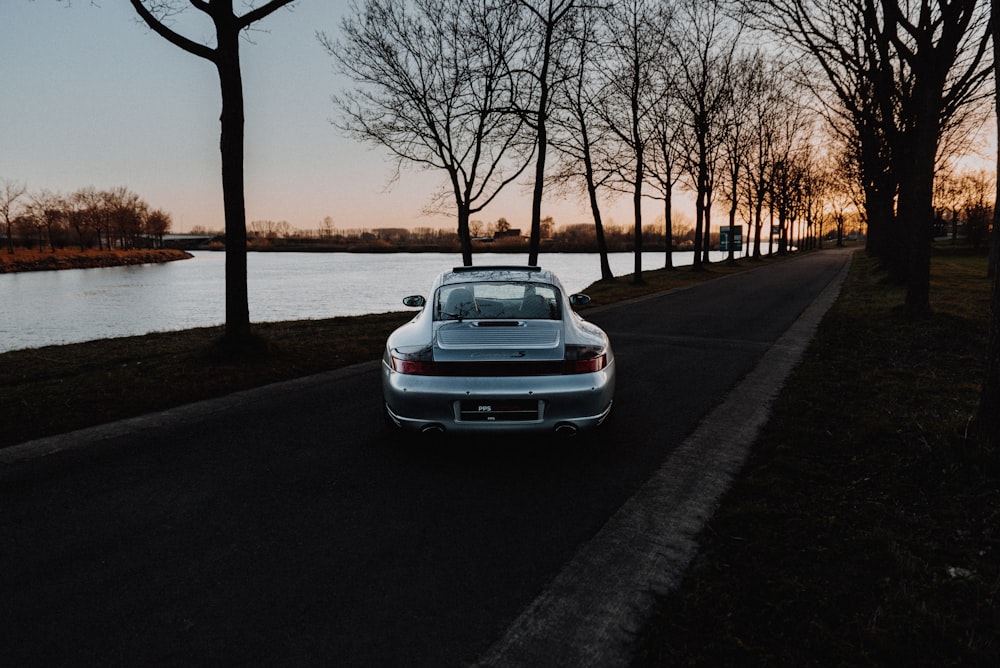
[382,265,615,435]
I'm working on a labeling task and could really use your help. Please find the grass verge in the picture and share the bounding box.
[633,246,999,666]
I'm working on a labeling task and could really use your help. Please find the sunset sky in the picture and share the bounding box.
[1,1,673,235]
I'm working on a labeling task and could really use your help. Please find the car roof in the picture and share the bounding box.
[438,265,559,286]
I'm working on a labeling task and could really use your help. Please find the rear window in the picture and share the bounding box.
[435,282,561,321]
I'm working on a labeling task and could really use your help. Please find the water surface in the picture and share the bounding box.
[1,250,732,352]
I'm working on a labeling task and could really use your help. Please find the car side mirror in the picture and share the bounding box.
[569,294,591,307]
[402,295,426,308]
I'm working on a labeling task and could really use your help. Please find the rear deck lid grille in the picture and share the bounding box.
[436,322,560,350]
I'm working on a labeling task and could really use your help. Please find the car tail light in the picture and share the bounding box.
[390,345,608,376]
[563,345,608,374]
[389,346,436,375]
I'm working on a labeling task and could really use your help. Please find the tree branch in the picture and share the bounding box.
[129,0,216,61]
[238,0,297,30]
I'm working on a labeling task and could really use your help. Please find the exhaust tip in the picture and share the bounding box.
[421,424,445,434]
[555,423,578,436]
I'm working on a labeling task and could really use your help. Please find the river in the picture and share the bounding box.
[1,250,736,353]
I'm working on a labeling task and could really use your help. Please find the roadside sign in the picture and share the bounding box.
[720,225,743,252]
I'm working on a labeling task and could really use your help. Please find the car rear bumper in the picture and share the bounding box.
[381,361,615,434]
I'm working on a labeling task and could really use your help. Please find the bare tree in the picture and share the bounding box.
[744,0,893,266]
[644,101,684,269]
[743,0,992,317]
[516,0,581,265]
[797,143,829,250]
[884,0,991,316]
[952,169,996,249]
[671,0,740,269]
[768,104,811,255]
[129,0,296,346]
[740,59,788,259]
[88,188,113,251]
[67,188,92,251]
[719,49,763,264]
[933,165,966,242]
[101,186,148,250]
[768,155,797,254]
[325,0,533,267]
[70,186,109,251]
[146,209,173,248]
[596,0,673,283]
[642,33,685,270]
[27,190,66,253]
[1,179,28,254]
[549,4,617,280]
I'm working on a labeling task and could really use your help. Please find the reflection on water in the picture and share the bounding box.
[0,250,733,352]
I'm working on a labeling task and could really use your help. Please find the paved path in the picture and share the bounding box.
[1,249,851,666]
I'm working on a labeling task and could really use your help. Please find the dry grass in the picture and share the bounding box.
[633,246,999,666]
[0,313,411,447]
[0,247,191,272]
[580,253,784,307]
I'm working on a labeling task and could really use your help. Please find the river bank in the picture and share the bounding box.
[0,248,193,273]
[5,249,729,353]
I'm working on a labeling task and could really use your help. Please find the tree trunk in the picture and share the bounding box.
[587,179,613,281]
[752,195,763,259]
[664,191,674,270]
[702,184,712,265]
[528,22,554,267]
[528,134,546,266]
[899,104,938,318]
[216,23,252,344]
[693,180,705,270]
[727,195,737,265]
[457,207,473,266]
[632,167,642,283]
[632,163,643,283]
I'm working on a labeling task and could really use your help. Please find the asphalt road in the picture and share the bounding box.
[1,249,852,667]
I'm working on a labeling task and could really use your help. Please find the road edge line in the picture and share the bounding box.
[476,251,853,667]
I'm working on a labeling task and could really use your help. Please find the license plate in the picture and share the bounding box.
[459,400,539,422]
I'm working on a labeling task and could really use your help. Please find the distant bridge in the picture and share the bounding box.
[161,234,217,250]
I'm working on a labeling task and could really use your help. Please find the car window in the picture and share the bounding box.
[435,282,561,320]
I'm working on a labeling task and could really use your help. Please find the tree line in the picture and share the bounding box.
[326,0,993,294]
[212,216,708,252]
[236,214,856,252]
[0,181,172,253]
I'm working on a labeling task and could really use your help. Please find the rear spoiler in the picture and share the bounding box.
[451,265,541,273]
